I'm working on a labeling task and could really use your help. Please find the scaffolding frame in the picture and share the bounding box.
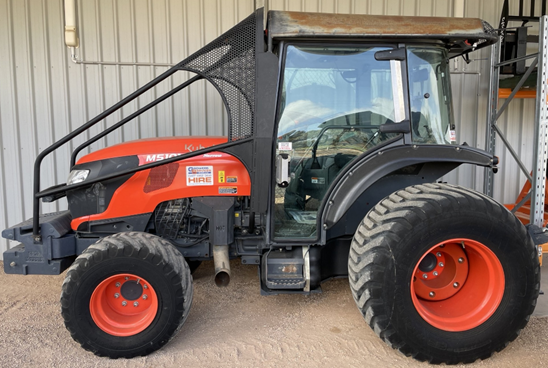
[484,15,548,228]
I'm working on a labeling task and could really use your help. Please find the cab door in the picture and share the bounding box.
[272,44,406,240]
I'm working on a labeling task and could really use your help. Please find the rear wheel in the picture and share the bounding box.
[61,232,193,358]
[348,184,540,364]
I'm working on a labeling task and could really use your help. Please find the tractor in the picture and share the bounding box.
[2,9,541,364]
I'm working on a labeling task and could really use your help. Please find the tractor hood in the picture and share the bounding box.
[77,136,228,165]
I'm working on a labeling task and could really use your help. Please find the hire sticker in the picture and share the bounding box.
[186,166,213,186]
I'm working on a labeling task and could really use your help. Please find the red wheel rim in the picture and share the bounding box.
[411,239,505,331]
[90,273,158,336]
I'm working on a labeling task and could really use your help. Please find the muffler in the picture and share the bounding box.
[213,244,230,287]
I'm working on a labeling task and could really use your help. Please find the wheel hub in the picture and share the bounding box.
[120,280,143,300]
[90,273,158,337]
[413,243,468,300]
[411,238,505,331]
[418,253,437,272]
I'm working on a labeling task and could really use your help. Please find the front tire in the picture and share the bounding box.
[348,184,540,364]
[61,232,193,358]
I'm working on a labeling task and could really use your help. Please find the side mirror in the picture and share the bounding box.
[375,48,406,61]
[380,120,411,134]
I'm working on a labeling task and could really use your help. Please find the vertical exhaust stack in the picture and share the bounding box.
[213,245,230,287]
[190,197,235,287]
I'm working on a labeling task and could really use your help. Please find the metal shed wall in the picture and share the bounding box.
[0,0,536,258]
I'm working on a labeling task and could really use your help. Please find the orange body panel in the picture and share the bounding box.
[77,136,228,164]
[71,137,251,230]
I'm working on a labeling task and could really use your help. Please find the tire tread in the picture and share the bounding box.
[348,183,540,365]
[60,232,192,358]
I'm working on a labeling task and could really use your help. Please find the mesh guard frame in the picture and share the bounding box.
[176,12,257,142]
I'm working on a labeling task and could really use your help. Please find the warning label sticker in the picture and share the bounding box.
[186,166,213,186]
[311,177,325,185]
[278,142,292,151]
[227,176,238,183]
[219,170,225,183]
[219,187,237,194]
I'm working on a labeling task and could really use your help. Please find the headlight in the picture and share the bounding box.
[67,169,90,185]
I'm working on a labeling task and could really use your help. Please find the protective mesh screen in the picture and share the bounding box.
[177,12,256,141]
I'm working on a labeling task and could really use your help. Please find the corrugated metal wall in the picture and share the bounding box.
[0,0,539,257]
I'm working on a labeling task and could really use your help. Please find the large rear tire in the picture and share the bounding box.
[61,232,192,358]
[348,183,540,364]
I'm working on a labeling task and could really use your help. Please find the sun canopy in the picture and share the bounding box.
[267,11,497,55]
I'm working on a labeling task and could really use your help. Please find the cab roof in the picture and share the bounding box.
[267,11,497,55]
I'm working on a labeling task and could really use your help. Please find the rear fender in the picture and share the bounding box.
[321,145,496,235]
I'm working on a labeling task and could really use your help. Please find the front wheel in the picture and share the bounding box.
[348,184,540,364]
[61,232,193,358]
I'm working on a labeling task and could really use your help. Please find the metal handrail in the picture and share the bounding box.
[32,66,181,241]
[69,75,202,166]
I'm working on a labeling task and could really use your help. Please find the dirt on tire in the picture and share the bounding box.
[0,259,546,368]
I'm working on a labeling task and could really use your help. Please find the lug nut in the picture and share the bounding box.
[439,244,445,248]
[144,284,148,289]
[422,274,428,279]
[436,252,442,257]
[133,302,139,307]
[114,293,120,299]
[125,276,129,280]
[458,257,464,263]
[453,282,459,288]
[439,262,444,267]
[433,271,438,276]
[115,282,121,288]
[429,291,435,297]
[143,294,148,300]
[122,301,127,306]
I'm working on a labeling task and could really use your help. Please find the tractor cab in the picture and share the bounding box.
[266,11,494,240]
[273,44,454,238]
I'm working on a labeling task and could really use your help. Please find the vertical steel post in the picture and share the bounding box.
[484,40,501,196]
[531,16,548,227]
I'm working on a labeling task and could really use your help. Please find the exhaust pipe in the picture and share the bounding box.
[213,244,230,287]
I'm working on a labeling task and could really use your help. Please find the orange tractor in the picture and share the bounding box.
[2,9,541,364]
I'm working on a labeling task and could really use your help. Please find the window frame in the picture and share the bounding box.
[269,41,410,244]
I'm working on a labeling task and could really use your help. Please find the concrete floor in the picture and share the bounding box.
[533,262,548,317]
